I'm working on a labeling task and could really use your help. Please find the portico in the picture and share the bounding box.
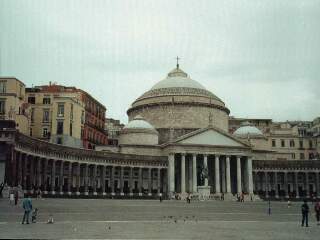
[164,126,253,196]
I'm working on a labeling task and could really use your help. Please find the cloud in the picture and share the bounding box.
[0,0,319,123]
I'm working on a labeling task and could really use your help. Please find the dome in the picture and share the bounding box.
[124,115,155,130]
[120,115,159,145]
[151,68,206,90]
[134,66,223,102]
[127,65,230,134]
[233,122,263,136]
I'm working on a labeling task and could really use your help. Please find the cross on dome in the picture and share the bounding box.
[176,56,180,68]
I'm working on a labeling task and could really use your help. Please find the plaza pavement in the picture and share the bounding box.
[0,198,319,239]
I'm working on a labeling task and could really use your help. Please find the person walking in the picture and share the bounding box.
[301,199,309,227]
[315,200,320,225]
[21,194,32,224]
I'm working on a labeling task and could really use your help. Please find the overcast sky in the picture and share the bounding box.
[0,0,319,124]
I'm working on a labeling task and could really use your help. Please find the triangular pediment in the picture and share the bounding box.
[175,128,249,147]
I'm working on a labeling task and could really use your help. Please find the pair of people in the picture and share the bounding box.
[301,199,320,227]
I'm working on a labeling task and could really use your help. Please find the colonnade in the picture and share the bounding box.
[13,151,167,196]
[253,170,320,198]
[168,153,254,195]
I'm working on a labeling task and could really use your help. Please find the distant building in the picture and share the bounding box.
[0,77,30,135]
[105,118,124,146]
[25,83,108,149]
[229,117,319,161]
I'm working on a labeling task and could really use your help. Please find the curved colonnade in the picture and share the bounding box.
[8,133,168,197]
[253,161,320,199]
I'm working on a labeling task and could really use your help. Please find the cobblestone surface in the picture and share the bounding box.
[0,198,319,239]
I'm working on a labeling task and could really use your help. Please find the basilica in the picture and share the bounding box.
[1,64,320,200]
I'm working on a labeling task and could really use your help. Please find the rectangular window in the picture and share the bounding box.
[31,108,35,123]
[281,139,285,147]
[43,97,51,104]
[309,140,313,149]
[299,140,303,148]
[57,121,64,134]
[70,104,73,120]
[28,96,35,104]
[81,128,84,138]
[272,139,276,147]
[0,99,5,114]
[81,110,85,124]
[43,128,48,138]
[30,128,32,136]
[291,153,295,159]
[69,123,72,136]
[300,153,305,160]
[57,137,62,144]
[0,81,6,93]
[43,109,49,122]
[57,103,64,117]
[290,140,295,147]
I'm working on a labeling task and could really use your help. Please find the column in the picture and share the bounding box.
[157,168,161,195]
[221,157,226,193]
[148,168,152,196]
[67,162,72,195]
[237,156,242,194]
[284,171,289,198]
[215,155,220,194]
[51,160,56,194]
[168,154,175,194]
[120,167,124,196]
[84,164,89,195]
[22,155,27,190]
[295,172,299,198]
[264,172,269,198]
[188,158,193,193]
[226,156,231,193]
[11,150,17,187]
[111,166,115,195]
[181,154,186,193]
[43,158,48,194]
[76,163,81,195]
[203,154,208,186]
[274,172,279,198]
[129,167,133,196]
[315,172,320,198]
[17,153,22,186]
[101,166,106,195]
[59,161,64,194]
[138,168,142,196]
[29,157,34,193]
[37,158,41,189]
[93,165,97,195]
[247,157,253,194]
[305,172,309,197]
[192,154,197,193]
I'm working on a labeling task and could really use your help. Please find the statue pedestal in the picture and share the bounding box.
[197,186,211,200]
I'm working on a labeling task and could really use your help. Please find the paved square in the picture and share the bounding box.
[0,198,319,239]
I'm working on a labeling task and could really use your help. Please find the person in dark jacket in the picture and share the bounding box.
[21,194,32,224]
[301,199,309,227]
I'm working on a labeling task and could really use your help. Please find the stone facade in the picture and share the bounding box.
[1,66,320,200]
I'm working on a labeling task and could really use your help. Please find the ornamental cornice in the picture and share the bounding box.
[134,87,221,102]
[127,101,230,115]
